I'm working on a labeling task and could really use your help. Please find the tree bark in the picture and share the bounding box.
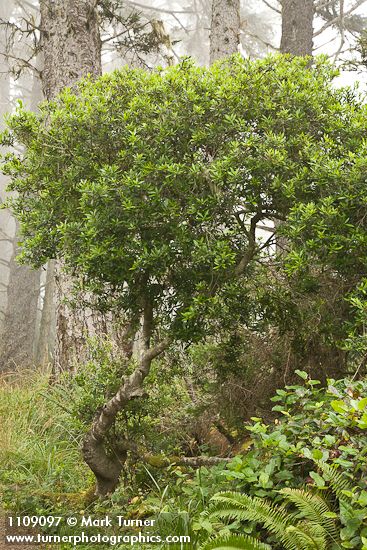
[276,0,314,254]
[0,2,41,372]
[0,226,40,372]
[40,0,101,99]
[0,9,14,369]
[82,304,169,497]
[210,0,240,64]
[82,337,169,496]
[35,261,56,366]
[280,0,314,56]
[40,0,102,373]
[143,454,232,468]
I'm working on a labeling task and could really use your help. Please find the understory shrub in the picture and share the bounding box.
[147,373,367,548]
[3,52,367,497]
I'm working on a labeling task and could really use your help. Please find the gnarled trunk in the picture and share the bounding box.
[82,304,169,497]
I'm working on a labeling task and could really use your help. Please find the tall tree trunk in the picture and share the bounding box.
[276,0,314,254]
[280,0,314,56]
[40,0,102,373]
[210,0,240,63]
[279,2,348,378]
[35,261,56,366]
[40,0,101,98]
[0,2,41,372]
[0,37,12,355]
[0,234,41,371]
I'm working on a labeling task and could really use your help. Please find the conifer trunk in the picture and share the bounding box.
[40,0,101,98]
[210,0,240,63]
[40,0,102,373]
[0,2,41,372]
[280,0,314,56]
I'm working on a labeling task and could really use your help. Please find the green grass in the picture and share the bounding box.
[0,367,93,513]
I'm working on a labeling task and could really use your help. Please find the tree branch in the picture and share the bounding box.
[142,454,232,467]
[234,213,263,276]
[314,0,367,37]
[261,0,281,14]
[82,315,170,497]
[124,1,194,15]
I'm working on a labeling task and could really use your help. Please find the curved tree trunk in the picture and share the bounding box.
[82,304,169,497]
[210,0,240,64]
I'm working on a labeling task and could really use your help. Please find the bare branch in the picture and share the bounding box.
[315,0,335,9]
[245,30,278,51]
[314,0,367,37]
[142,454,232,467]
[124,1,194,15]
[0,52,39,76]
[261,0,281,14]
[333,0,346,63]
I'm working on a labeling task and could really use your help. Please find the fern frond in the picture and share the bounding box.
[200,534,271,550]
[280,488,338,540]
[286,522,327,550]
[210,492,297,550]
[316,462,352,501]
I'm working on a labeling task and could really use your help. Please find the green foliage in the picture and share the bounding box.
[2,368,367,549]
[136,463,234,548]
[281,115,367,362]
[224,373,367,498]
[65,338,129,428]
[65,338,197,457]
[112,374,366,548]
[207,469,367,549]
[2,54,365,345]
[209,490,331,549]
[101,374,367,549]
[200,534,270,550]
[3,52,367,549]
[218,373,367,547]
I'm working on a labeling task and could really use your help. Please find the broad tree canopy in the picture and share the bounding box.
[2,54,366,341]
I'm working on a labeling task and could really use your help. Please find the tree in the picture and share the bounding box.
[210,0,241,63]
[280,0,314,56]
[40,0,102,100]
[37,0,103,373]
[276,0,367,61]
[280,1,314,57]
[278,0,366,378]
[3,54,365,495]
[0,0,176,373]
[0,1,41,372]
[283,152,367,368]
